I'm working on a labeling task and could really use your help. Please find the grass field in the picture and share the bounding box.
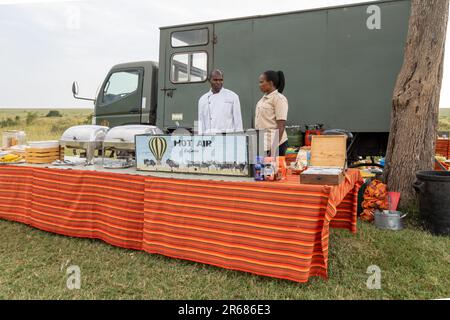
[0,108,93,141]
[0,108,449,300]
[0,218,448,300]
[439,108,450,117]
[439,109,450,131]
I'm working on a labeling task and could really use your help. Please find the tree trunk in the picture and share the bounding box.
[383,0,449,207]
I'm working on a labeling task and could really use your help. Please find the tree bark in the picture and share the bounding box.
[383,0,449,207]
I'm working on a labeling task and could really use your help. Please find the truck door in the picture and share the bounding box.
[159,25,214,131]
[96,67,144,127]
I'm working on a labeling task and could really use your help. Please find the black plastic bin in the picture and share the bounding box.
[414,171,450,236]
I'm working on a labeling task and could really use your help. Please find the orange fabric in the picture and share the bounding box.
[360,180,389,222]
[436,139,449,158]
[0,166,145,250]
[435,158,449,171]
[0,166,362,283]
[144,169,362,283]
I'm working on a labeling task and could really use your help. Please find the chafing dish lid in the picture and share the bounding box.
[60,125,109,143]
[103,125,163,144]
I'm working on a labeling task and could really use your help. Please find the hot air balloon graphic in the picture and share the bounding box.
[149,137,168,165]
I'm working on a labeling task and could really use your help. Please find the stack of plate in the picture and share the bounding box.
[25,141,63,164]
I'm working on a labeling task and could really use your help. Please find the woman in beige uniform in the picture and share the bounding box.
[255,70,289,156]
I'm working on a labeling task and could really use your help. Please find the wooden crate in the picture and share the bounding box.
[25,146,64,164]
[300,135,347,185]
[436,138,449,159]
[300,168,344,185]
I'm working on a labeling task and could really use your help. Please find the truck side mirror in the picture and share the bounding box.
[72,81,79,96]
[71,81,95,102]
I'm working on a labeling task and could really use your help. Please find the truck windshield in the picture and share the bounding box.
[102,70,140,104]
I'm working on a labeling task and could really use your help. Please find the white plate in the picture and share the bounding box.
[28,140,60,149]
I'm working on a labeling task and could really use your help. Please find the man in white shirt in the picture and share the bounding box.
[197,69,243,135]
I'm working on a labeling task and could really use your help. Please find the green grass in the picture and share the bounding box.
[439,109,450,131]
[0,218,448,300]
[439,108,450,117]
[0,108,93,141]
[0,108,449,299]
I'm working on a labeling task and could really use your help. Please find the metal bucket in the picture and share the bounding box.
[374,210,408,231]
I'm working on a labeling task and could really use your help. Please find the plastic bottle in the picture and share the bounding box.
[263,157,276,181]
[264,164,275,181]
[276,156,287,180]
[254,156,264,181]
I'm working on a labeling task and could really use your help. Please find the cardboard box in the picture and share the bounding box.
[300,135,347,185]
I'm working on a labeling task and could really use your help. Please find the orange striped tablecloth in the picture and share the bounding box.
[143,170,362,282]
[0,166,363,283]
[0,166,145,250]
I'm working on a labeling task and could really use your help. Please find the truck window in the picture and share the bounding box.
[171,52,208,83]
[101,70,140,105]
[171,28,208,47]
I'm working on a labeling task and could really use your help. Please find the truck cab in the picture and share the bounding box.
[74,61,158,128]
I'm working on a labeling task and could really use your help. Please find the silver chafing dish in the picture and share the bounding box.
[102,125,163,169]
[60,125,109,165]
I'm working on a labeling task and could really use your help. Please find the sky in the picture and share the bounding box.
[0,0,449,109]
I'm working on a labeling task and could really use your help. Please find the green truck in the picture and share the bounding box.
[72,0,411,162]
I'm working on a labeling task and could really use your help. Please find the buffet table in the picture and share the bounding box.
[0,164,363,283]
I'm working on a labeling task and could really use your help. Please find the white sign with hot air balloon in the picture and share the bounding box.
[148,136,168,166]
[135,134,249,176]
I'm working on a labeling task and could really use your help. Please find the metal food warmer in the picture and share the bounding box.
[102,125,163,169]
[60,125,109,165]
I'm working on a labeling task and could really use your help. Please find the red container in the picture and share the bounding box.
[305,130,323,146]
[388,192,401,211]
[436,138,449,158]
